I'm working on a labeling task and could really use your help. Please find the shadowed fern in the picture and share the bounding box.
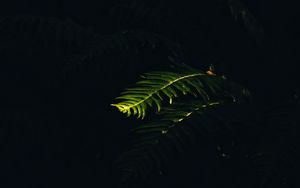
[227,0,264,44]
[114,101,248,181]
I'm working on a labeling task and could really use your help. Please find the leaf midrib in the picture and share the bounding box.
[122,73,205,110]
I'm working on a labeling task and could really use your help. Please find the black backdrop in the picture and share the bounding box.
[0,0,299,188]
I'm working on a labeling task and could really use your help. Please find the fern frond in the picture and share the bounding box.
[0,16,98,73]
[0,16,94,55]
[227,0,264,45]
[114,101,244,181]
[62,30,185,71]
[246,100,300,187]
[111,67,250,119]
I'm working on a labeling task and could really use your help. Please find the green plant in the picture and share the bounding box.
[1,0,299,187]
[111,65,250,119]
[111,64,252,180]
[111,64,299,187]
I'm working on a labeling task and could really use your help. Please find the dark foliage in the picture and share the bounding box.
[0,0,299,188]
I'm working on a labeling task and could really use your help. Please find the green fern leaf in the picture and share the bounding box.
[111,67,245,119]
[114,101,236,181]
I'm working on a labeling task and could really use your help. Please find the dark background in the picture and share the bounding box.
[0,0,299,187]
